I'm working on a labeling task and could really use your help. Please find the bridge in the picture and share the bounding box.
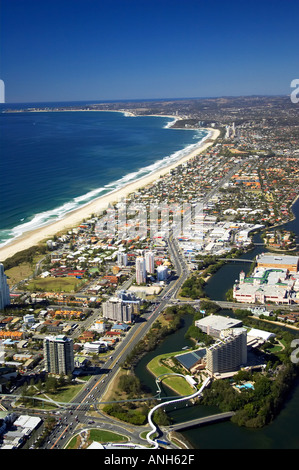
[1,392,185,410]
[218,258,254,263]
[168,411,235,431]
[146,376,211,449]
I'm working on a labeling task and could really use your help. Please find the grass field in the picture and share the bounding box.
[5,256,42,286]
[147,352,195,396]
[42,383,84,408]
[16,382,85,411]
[26,276,86,293]
[42,383,84,403]
[67,429,129,449]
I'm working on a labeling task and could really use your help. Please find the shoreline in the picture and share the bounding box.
[0,125,220,261]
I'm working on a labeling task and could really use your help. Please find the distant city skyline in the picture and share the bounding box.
[1,0,299,103]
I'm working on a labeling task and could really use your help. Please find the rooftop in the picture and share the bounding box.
[195,315,243,331]
[257,254,299,267]
[175,348,206,370]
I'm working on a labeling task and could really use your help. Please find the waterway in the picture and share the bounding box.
[134,199,299,449]
[204,233,265,302]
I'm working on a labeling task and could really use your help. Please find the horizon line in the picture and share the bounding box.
[0,93,291,106]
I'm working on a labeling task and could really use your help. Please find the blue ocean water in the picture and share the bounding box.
[0,103,209,248]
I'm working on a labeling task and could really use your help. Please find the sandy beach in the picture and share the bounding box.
[0,126,220,261]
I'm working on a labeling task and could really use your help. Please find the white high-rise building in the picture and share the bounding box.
[157,265,168,281]
[145,251,155,274]
[136,256,147,285]
[0,263,10,310]
[102,298,134,322]
[206,329,247,375]
[43,335,74,375]
[117,251,128,267]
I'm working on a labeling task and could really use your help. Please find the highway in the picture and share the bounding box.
[0,235,189,449]
[36,230,191,449]
[11,156,245,448]
[23,159,238,448]
[166,298,299,312]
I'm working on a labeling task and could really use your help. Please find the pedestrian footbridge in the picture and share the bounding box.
[168,411,235,431]
[146,375,211,449]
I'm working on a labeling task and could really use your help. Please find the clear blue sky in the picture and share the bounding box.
[1,0,298,103]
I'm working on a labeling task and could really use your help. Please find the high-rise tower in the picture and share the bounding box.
[145,251,155,274]
[0,263,10,310]
[43,335,74,375]
[135,256,147,285]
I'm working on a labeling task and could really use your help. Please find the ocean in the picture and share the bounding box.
[0,102,209,248]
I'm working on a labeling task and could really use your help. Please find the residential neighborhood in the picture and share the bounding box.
[1,95,299,449]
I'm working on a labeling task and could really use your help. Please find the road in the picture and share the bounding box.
[167,298,299,312]
[12,158,244,448]
[29,153,238,448]
[36,231,190,449]
[1,233,190,450]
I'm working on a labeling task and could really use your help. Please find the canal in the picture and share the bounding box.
[134,198,299,448]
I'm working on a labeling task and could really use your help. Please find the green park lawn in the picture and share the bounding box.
[26,276,86,293]
[147,352,195,396]
[43,383,84,403]
[19,383,85,410]
[67,429,129,449]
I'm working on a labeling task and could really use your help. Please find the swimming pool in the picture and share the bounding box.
[236,382,254,390]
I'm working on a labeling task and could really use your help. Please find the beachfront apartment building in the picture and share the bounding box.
[0,264,10,311]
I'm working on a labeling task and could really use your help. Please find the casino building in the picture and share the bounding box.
[256,254,299,273]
